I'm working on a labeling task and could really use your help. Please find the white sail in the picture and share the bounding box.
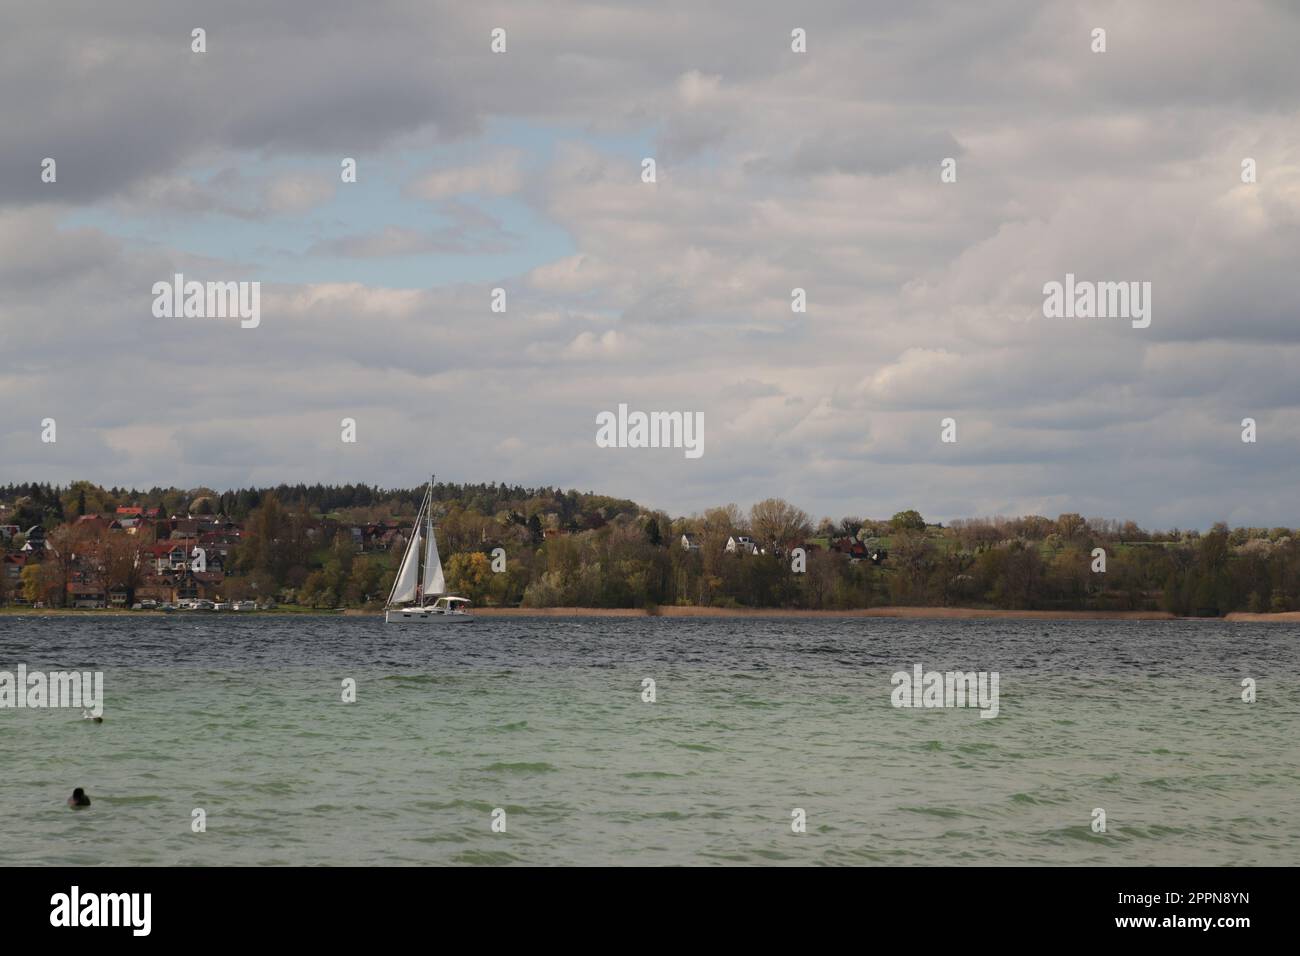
[389,526,423,605]
[423,525,445,596]
[383,476,475,623]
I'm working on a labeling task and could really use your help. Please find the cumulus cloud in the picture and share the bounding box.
[2,1,1299,527]
[407,151,524,200]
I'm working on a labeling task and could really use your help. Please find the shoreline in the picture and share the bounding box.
[470,606,1182,620]
[4,606,1298,622]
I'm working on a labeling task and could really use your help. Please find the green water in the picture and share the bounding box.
[1,616,1296,865]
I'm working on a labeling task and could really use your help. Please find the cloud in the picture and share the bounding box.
[2,1,1300,529]
[406,151,524,200]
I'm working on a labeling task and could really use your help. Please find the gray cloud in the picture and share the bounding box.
[2,1,1299,528]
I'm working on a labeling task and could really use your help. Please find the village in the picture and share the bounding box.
[1,501,414,610]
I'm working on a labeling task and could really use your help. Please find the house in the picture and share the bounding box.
[2,553,29,604]
[726,535,760,555]
[3,552,26,584]
[67,585,107,609]
[0,525,19,541]
[135,578,175,605]
[831,537,870,562]
[198,531,240,565]
[145,541,193,572]
[21,526,47,552]
[680,533,701,552]
[361,522,398,551]
[173,570,225,602]
[169,517,213,537]
[75,514,115,533]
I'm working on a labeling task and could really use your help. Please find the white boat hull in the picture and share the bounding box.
[385,607,474,624]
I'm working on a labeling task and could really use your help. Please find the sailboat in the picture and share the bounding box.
[383,477,474,624]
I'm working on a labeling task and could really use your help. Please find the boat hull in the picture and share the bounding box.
[384,607,474,624]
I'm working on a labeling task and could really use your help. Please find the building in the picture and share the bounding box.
[726,535,760,555]
[67,585,107,609]
[145,541,193,572]
[21,526,47,552]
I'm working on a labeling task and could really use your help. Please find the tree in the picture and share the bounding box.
[344,558,383,604]
[890,510,926,533]
[644,515,662,546]
[21,563,52,604]
[44,526,80,608]
[837,516,864,538]
[102,536,145,606]
[693,504,742,582]
[447,552,492,602]
[1055,513,1087,540]
[888,530,934,604]
[749,498,811,551]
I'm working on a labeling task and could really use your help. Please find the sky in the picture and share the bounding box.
[1,1,1298,529]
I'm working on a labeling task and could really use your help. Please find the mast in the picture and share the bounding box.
[423,475,434,606]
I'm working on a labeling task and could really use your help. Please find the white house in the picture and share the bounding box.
[20,526,47,552]
[726,535,760,555]
[680,533,701,552]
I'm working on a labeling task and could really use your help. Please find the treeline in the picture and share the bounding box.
[243,499,1300,615]
[455,511,1300,616]
[0,480,638,529]
[4,481,1299,615]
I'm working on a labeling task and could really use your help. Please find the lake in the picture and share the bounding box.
[1,615,1296,865]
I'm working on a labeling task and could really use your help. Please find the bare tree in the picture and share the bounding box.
[102,535,146,605]
[749,498,812,551]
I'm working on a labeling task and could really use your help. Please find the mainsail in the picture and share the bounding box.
[389,526,423,605]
